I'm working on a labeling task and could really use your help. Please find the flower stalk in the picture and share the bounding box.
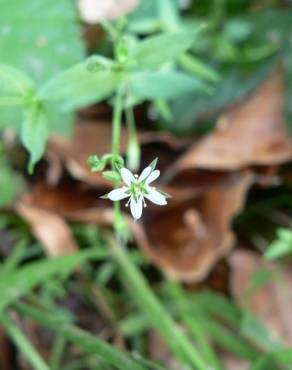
[126,106,140,171]
[112,87,124,160]
[111,87,130,240]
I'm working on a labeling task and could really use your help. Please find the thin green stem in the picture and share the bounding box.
[210,0,225,30]
[111,88,130,240]
[0,311,50,370]
[125,107,137,142]
[112,88,124,159]
[125,106,136,134]
[126,106,140,170]
[50,333,66,369]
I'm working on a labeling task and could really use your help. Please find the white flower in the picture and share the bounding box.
[107,164,168,220]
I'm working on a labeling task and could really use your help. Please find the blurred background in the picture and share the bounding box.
[1,1,292,369]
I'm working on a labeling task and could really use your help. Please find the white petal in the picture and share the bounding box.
[130,196,143,220]
[108,187,129,201]
[121,168,135,186]
[145,169,160,184]
[144,187,167,205]
[138,166,152,182]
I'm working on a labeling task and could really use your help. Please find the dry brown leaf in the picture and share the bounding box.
[229,249,292,346]
[171,70,292,173]
[131,172,254,282]
[24,182,100,213]
[47,121,119,186]
[15,200,79,257]
[78,0,139,24]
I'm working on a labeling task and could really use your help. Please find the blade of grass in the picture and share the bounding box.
[0,311,50,370]
[49,333,66,370]
[194,290,241,327]
[108,237,209,370]
[248,355,279,370]
[14,302,162,370]
[0,250,99,312]
[201,317,259,360]
[166,282,225,370]
[63,355,113,370]
[3,238,28,272]
[248,349,292,370]
[166,288,259,360]
[194,291,285,357]
[120,312,150,336]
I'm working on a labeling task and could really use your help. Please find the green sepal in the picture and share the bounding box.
[149,158,158,171]
[87,155,106,172]
[103,170,122,183]
[159,190,171,198]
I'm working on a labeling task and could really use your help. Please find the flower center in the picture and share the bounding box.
[130,181,148,200]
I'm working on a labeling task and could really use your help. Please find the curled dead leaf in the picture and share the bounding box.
[15,199,79,257]
[171,70,292,174]
[229,249,292,346]
[78,0,139,24]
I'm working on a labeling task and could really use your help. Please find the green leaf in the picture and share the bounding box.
[168,60,275,133]
[0,154,23,206]
[127,0,163,34]
[21,104,49,172]
[0,65,36,135]
[133,30,202,69]
[264,228,292,260]
[39,61,122,110]
[129,70,208,100]
[0,0,85,84]
[45,102,74,136]
[0,251,95,313]
[0,64,35,96]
